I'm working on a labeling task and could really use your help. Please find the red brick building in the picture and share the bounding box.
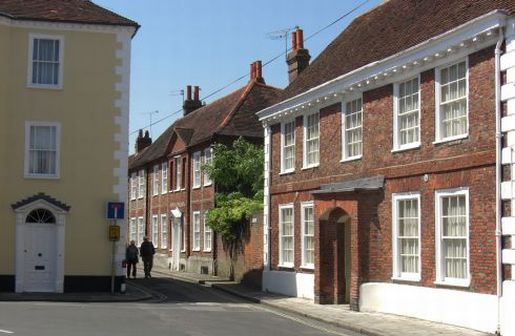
[128,62,281,275]
[257,1,515,334]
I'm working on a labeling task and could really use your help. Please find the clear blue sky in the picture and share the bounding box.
[94,0,382,153]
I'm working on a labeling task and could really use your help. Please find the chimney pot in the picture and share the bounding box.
[287,27,310,83]
[292,31,298,51]
[250,62,256,80]
[135,129,152,153]
[186,85,192,101]
[194,86,200,101]
[183,85,202,116]
[296,28,304,50]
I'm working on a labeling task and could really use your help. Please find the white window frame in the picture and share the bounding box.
[278,204,295,268]
[435,188,470,287]
[203,212,212,252]
[280,119,296,174]
[192,151,201,189]
[152,165,159,196]
[302,112,320,169]
[434,58,469,143]
[24,121,61,179]
[160,214,168,249]
[130,173,137,200]
[392,192,421,281]
[152,215,159,247]
[301,201,315,269]
[341,95,363,162]
[138,169,145,199]
[203,148,213,186]
[192,211,201,251]
[174,156,182,191]
[27,33,64,89]
[129,218,137,243]
[161,162,168,194]
[137,216,145,246]
[393,76,421,152]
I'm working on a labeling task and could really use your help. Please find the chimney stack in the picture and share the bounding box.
[135,129,152,153]
[183,85,202,116]
[287,27,311,83]
[249,60,265,84]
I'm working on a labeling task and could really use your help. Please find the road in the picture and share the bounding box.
[0,277,360,336]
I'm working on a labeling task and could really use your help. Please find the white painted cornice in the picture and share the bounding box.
[258,10,510,126]
[0,16,137,37]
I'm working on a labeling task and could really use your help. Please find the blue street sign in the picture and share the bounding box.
[107,202,125,219]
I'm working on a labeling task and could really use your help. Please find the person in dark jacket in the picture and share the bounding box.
[140,236,155,279]
[125,240,139,279]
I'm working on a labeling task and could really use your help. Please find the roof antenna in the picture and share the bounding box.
[142,110,159,137]
[266,26,299,60]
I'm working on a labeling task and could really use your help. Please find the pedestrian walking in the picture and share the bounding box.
[125,240,139,279]
[140,236,155,279]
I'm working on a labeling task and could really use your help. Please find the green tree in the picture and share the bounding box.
[202,138,263,279]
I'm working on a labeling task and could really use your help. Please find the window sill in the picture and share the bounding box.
[391,143,421,153]
[340,155,362,163]
[161,191,168,195]
[203,183,213,187]
[27,83,63,90]
[391,275,421,282]
[434,279,470,288]
[191,248,200,252]
[203,249,212,253]
[279,170,295,176]
[301,164,319,171]
[433,134,468,145]
[278,264,294,269]
[300,265,314,271]
[24,174,60,180]
[192,186,201,190]
[152,194,159,197]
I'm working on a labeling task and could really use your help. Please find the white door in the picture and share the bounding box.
[23,224,56,292]
[171,219,182,271]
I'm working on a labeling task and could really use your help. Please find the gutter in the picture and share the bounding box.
[495,26,505,336]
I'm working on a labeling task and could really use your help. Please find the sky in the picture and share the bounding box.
[93,0,382,153]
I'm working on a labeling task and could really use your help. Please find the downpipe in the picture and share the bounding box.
[495,26,504,336]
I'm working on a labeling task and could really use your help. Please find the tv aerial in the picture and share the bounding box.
[266,26,299,60]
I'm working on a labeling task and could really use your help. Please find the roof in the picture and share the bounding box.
[0,0,139,28]
[281,0,515,101]
[129,80,282,170]
[312,176,385,195]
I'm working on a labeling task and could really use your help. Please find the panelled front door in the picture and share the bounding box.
[23,223,57,292]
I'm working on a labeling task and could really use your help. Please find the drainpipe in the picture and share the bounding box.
[495,26,505,336]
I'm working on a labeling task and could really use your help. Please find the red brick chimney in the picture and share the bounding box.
[183,85,202,116]
[250,60,265,84]
[135,129,152,153]
[287,27,311,83]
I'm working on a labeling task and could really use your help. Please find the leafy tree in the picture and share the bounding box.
[202,138,263,279]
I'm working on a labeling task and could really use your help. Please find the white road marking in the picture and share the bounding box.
[0,329,14,334]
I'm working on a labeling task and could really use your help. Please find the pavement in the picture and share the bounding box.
[0,267,493,336]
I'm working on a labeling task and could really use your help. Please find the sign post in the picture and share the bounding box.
[106,202,124,293]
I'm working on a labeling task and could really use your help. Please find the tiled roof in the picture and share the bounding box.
[281,0,515,101]
[129,81,282,170]
[0,0,138,27]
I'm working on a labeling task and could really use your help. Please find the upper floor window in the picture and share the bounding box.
[394,77,420,150]
[152,165,159,196]
[161,162,168,194]
[203,148,213,186]
[303,112,319,168]
[281,120,295,173]
[174,156,182,191]
[28,35,64,88]
[279,204,294,268]
[342,97,363,161]
[192,151,201,188]
[392,193,421,281]
[130,173,137,200]
[436,60,468,142]
[435,188,470,287]
[138,170,145,199]
[25,122,60,178]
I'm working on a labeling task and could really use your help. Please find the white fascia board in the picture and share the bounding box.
[257,10,508,124]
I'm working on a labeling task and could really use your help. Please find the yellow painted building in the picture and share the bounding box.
[0,1,138,292]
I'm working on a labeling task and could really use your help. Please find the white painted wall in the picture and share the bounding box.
[263,270,314,299]
[501,281,515,336]
[360,283,497,333]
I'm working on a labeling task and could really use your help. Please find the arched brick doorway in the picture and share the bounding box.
[318,207,351,304]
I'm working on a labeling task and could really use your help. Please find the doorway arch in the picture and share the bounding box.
[318,207,351,304]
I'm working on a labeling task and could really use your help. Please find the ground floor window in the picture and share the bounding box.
[203,212,212,252]
[192,211,201,251]
[137,217,145,246]
[160,214,168,249]
[279,204,294,267]
[435,188,469,286]
[392,193,421,281]
[129,218,137,243]
[152,215,159,247]
[301,202,314,268]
